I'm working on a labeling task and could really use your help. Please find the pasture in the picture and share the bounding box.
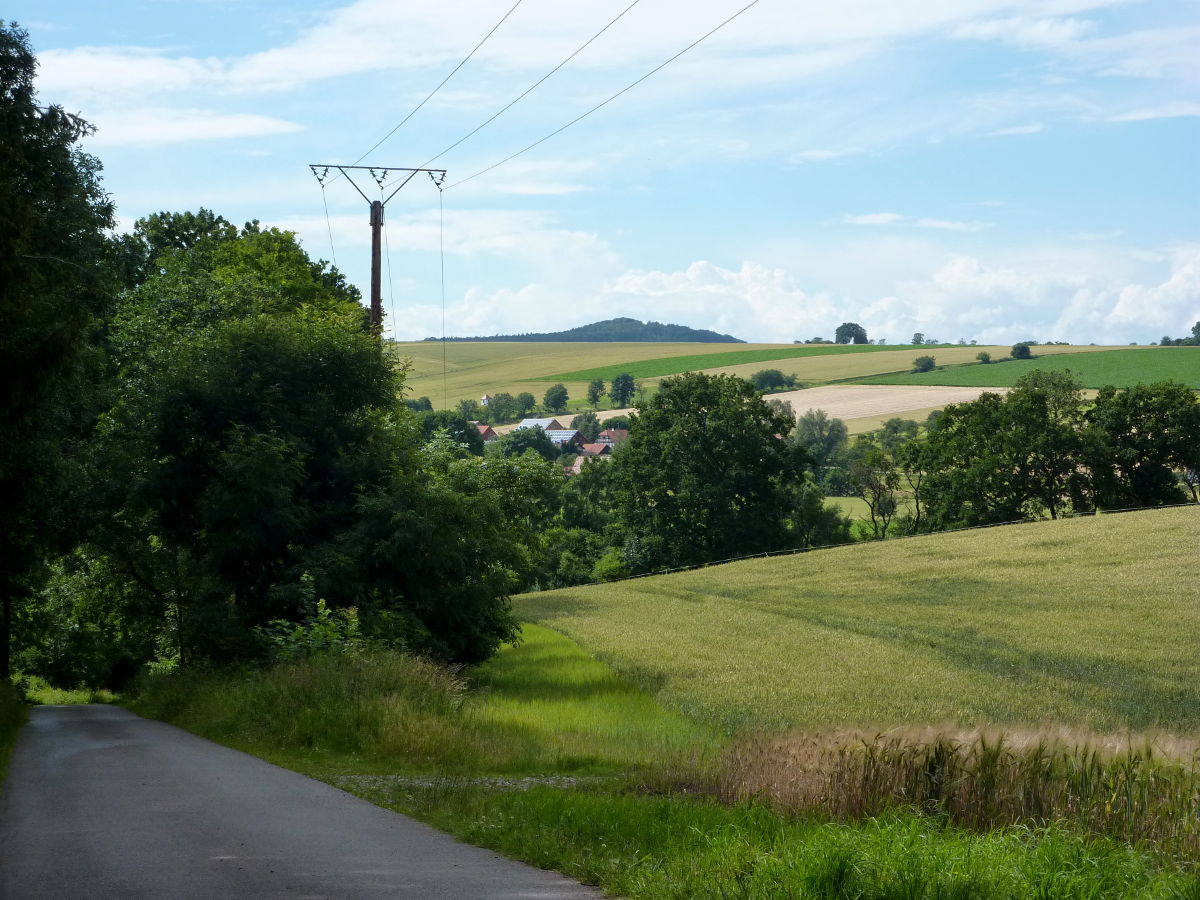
[517,506,1200,734]
[861,347,1200,389]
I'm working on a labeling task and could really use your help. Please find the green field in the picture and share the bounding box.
[517,506,1200,733]
[860,347,1200,389]
[537,343,936,382]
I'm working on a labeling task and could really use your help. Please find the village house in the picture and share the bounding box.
[480,393,492,407]
[596,428,629,446]
[469,421,497,442]
[515,417,564,432]
[545,429,583,450]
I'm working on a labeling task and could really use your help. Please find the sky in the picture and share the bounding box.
[10,0,1200,344]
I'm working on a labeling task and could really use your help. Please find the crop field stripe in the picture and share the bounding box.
[536,344,939,382]
[856,347,1200,389]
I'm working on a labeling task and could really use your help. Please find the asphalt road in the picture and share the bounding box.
[0,705,603,899]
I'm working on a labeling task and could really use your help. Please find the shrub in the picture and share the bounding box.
[592,547,630,582]
[976,351,992,364]
[1011,342,1033,360]
[912,355,936,373]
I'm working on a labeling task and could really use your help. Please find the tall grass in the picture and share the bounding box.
[721,728,1200,862]
[132,625,717,776]
[0,678,28,784]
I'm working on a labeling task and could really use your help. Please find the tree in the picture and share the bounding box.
[912,355,936,373]
[0,23,117,677]
[835,322,868,345]
[921,372,1087,526]
[488,392,518,423]
[790,409,849,493]
[613,373,805,570]
[912,333,925,345]
[457,398,482,421]
[976,351,992,364]
[1086,381,1200,508]
[543,383,569,413]
[417,410,485,456]
[1011,342,1033,360]
[846,437,900,539]
[488,426,558,462]
[405,396,433,412]
[516,392,537,416]
[572,410,602,442]
[609,373,636,408]
[750,369,797,391]
[879,417,920,452]
[586,378,606,407]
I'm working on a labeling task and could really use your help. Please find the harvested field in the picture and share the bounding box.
[769,384,1009,422]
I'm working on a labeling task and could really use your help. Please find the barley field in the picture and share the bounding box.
[516,506,1200,734]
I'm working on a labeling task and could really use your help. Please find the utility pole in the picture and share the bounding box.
[310,164,447,331]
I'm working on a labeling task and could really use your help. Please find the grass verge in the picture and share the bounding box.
[131,615,1200,897]
[0,678,29,787]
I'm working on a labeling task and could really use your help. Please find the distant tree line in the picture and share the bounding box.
[1158,322,1200,346]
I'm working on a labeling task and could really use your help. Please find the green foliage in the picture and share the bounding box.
[488,426,559,463]
[257,582,366,662]
[923,371,1090,525]
[0,23,117,675]
[977,350,992,364]
[515,392,537,416]
[609,373,636,407]
[586,378,605,407]
[791,408,849,494]
[749,368,798,391]
[912,354,937,373]
[405,395,433,412]
[417,410,485,455]
[835,322,869,344]
[847,436,901,538]
[542,383,569,413]
[571,410,602,442]
[1012,342,1034,360]
[485,391,518,423]
[0,676,27,782]
[1087,381,1200,508]
[613,372,805,570]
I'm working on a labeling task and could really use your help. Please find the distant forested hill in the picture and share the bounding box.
[424,317,744,343]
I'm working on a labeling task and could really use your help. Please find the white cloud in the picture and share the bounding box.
[843,213,991,232]
[1106,102,1200,122]
[986,122,1045,135]
[88,108,302,145]
[952,15,1096,48]
[860,246,1200,344]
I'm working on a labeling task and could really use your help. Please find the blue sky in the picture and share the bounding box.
[11,0,1199,343]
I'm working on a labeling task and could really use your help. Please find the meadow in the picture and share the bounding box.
[517,506,1200,734]
[861,347,1200,389]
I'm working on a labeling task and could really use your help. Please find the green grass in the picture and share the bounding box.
[0,678,28,787]
[859,347,1200,389]
[132,624,718,777]
[517,506,1200,734]
[18,674,118,706]
[362,785,1199,900]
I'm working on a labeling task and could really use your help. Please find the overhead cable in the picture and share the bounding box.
[446,0,764,190]
[331,0,526,183]
[420,0,644,169]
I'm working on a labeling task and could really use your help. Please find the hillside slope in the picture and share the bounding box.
[516,507,1200,733]
[425,317,743,343]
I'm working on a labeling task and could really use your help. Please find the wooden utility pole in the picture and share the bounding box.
[310,164,447,331]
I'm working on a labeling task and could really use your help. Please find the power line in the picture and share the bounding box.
[446,0,764,190]
[419,0,644,169]
[343,0,526,175]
